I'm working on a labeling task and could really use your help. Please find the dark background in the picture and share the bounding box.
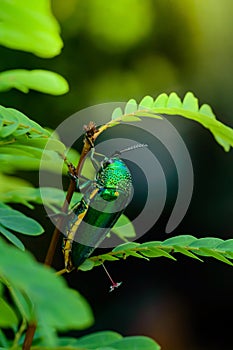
[0,1,233,349]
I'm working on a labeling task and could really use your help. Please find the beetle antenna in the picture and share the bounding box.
[102,263,122,292]
[112,143,148,157]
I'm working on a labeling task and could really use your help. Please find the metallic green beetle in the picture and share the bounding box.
[62,153,133,273]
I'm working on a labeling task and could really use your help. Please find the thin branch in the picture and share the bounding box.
[44,121,99,266]
[23,121,106,350]
[22,323,37,350]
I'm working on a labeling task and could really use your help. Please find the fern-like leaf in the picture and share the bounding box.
[78,235,233,271]
[0,105,66,172]
[110,92,233,151]
[57,331,160,350]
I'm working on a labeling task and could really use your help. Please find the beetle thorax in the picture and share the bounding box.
[96,158,132,194]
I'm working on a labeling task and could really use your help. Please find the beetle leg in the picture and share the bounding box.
[46,211,67,220]
[79,179,93,191]
[62,237,74,272]
[102,263,122,292]
[89,147,101,171]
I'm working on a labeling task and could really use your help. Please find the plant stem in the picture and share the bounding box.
[44,122,99,266]
[22,323,37,350]
[12,318,27,349]
[23,121,102,350]
[43,180,76,266]
[44,121,111,267]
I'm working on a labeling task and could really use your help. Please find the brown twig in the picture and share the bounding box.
[22,323,37,350]
[44,121,99,266]
[22,122,103,350]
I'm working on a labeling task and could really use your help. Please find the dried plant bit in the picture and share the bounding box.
[58,152,77,180]
[67,163,78,179]
[102,263,122,292]
[109,281,122,293]
[83,121,97,132]
[83,121,99,144]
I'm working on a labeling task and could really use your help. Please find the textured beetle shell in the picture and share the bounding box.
[96,158,132,193]
[63,157,132,271]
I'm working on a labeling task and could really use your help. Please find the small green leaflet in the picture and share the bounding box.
[0,205,43,249]
[0,297,18,329]
[0,0,63,58]
[0,208,43,236]
[0,224,25,250]
[111,214,136,241]
[0,70,69,95]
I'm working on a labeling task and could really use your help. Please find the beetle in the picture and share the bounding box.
[62,144,147,289]
[62,152,132,269]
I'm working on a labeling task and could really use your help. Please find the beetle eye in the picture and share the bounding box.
[103,159,112,168]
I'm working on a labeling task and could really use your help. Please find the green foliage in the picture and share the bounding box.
[0,70,69,95]
[0,237,93,331]
[55,331,160,350]
[28,331,160,350]
[0,104,65,172]
[0,204,43,250]
[0,105,50,138]
[0,236,161,348]
[79,235,233,271]
[0,186,81,210]
[0,207,43,237]
[110,214,136,241]
[0,0,63,58]
[0,2,232,348]
[110,92,233,151]
[34,331,160,350]
[0,297,18,329]
[0,0,68,96]
[1,90,233,347]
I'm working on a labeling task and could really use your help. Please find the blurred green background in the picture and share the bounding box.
[0,1,233,350]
